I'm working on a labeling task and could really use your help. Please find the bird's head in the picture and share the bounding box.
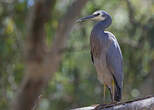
[76,10,111,23]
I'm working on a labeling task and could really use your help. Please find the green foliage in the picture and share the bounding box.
[0,0,154,110]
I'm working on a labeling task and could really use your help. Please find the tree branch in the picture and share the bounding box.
[125,0,138,26]
[72,96,154,110]
[47,0,89,75]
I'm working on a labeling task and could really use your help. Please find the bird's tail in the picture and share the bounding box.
[114,85,122,101]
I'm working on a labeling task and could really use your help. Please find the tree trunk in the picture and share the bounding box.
[11,0,88,110]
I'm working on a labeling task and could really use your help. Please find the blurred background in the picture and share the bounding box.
[0,0,154,110]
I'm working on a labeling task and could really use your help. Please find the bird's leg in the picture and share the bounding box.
[94,84,107,110]
[112,80,115,102]
[103,84,106,103]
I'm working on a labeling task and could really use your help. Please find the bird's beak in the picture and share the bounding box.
[76,14,97,23]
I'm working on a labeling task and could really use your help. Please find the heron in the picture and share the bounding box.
[76,10,123,103]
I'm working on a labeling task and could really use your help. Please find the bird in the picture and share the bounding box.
[76,10,123,103]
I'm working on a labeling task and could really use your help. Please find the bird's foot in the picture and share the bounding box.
[107,101,119,107]
[94,102,119,110]
[111,101,118,104]
[94,103,108,110]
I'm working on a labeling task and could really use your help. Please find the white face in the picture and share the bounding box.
[92,10,106,21]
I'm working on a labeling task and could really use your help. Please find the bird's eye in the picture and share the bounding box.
[96,13,100,16]
[94,13,100,16]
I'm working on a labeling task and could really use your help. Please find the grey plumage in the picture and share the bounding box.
[77,10,123,102]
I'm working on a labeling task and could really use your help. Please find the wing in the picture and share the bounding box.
[106,40,123,88]
[90,51,94,64]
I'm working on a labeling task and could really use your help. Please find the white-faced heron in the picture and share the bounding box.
[76,10,124,102]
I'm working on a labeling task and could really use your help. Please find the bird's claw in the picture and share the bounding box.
[94,104,108,110]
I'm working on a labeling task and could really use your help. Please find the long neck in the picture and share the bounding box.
[93,16,112,31]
